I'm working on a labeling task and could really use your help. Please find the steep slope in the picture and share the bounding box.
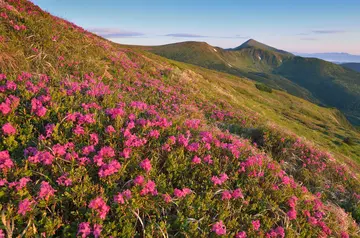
[342,63,360,72]
[146,40,360,125]
[0,1,360,237]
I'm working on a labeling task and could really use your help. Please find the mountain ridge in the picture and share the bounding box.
[144,40,360,125]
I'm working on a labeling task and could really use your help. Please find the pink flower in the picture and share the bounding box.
[82,145,95,155]
[184,119,201,129]
[232,188,244,199]
[2,123,16,135]
[212,220,226,235]
[122,189,132,199]
[6,81,17,90]
[105,125,116,134]
[222,190,232,200]
[114,193,125,204]
[163,194,172,203]
[287,208,297,220]
[288,196,298,208]
[18,198,35,216]
[74,125,85,135]
[93,224,102,238]
[148,130,160,138]
[274,226,285,238]
[140,158,152,173]
[88,197,110,220]
[203,155,213,164]
[211,173,228,186]
[38,181,56,200]
[0,150,14,171]
[16,177,31,190]
[134,175,145,185]
[235,231,247,238]
[77,222,91,238]
[98,160,121,177]
[173,188,192,198]
[90,133,99,145]
[140,180,157,196]
[252,220,260,231]
[57,173,72,186]
[192,156,201,164]
[31,98,47,117]
[340,231,349,238]
[0,229,4,238]
[52,144,66,156]
[122,148,132,159]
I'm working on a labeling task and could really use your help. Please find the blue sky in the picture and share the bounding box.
[32,0,360,54]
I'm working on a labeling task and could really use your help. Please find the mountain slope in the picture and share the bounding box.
[146,40,360,125]
[0,0,360,237]
[342,63,360,72]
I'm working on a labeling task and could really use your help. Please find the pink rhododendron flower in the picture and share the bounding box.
[114,193,125,204]
[222,190,232,200]
[134,175,145,185]
[93,224,102,238]
[163,194,172,203]
[74,125,85,135]
[105,125,116,134]
[52,144,67,156]
[192,155,201,164]
[174,188,192,198]
[38,181,56,200]
[122,148,132,159]
[31,98,47,117]
[140,180,157,196]
[140,158,152,173]
[232,188,244,199]
[15,177,31,190]
[211,173,228,186]
[287,208,297,220]
[203,155,213,164]
[235,231,247,238]
[252,220,260,231]
[212,220,226,235]
[90,133,99,145]
[340,231,349,238]
[148,129,160,138]
[82,145,95,155]
[288,196,298,208]
[77,222,91,238]
[57,173,72,186]
[2,123,16,135]
[98,160,121,177]
[0,150,14,171]
[18,198,35,216]
[6,81,17,91]
[88,197,110,220]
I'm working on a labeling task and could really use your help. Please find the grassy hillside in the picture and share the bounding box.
[0,0,360,237]
[342,63,360,73]
[146,40,360,125]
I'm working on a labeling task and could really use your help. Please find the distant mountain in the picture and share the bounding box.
[145,40,360,125]
[296,52,360,63]
[341,63,360,72]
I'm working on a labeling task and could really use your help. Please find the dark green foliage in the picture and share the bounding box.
[255,83,272,93]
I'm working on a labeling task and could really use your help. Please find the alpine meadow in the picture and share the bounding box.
[0,0,360,237]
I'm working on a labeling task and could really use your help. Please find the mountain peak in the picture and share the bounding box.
[233,39,293,56]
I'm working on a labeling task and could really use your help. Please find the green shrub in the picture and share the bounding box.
[255,83,273,93]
